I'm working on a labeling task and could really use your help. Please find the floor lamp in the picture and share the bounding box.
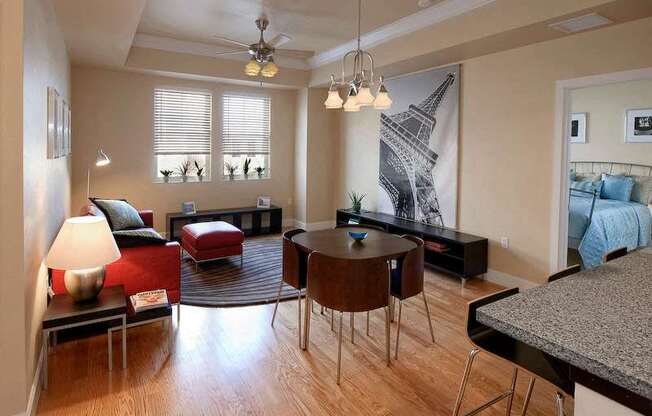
[87,149,111,198]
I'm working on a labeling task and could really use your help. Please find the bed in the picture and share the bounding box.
[568,161,652,268]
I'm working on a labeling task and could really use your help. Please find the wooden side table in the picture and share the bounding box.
[42,285,127,389]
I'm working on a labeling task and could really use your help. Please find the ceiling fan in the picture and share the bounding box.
[213,17,313,78]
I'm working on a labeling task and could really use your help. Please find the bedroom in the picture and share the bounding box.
[566,77,652,268]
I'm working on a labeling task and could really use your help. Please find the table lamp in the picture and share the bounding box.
[46,216,121,302]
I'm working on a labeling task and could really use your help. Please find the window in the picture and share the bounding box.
[154,88,212,182]
[222,93,271,179]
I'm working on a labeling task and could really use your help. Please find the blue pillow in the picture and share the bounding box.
[570,180,602,198]
[569,171,577,181]
[601,174,635,202]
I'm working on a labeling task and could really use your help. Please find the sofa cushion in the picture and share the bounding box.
[182,221,244,250]
[90,198,145,231]
[113,228,168,248]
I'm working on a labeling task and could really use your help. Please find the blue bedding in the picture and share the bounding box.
[569,195,651,268]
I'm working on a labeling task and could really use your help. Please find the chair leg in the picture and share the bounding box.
[297,290,302,350]
[505,368,518,416]
[303,296,311,351]
[337,311,343,385]
[385,306,391,366]
[421,291,435,343]
[394,300,403,360]
[391,296,396,322]
[270,279,284,327]
[331,308,334,332]
[453,348,480,416]
[555,392,565,416]
[366,311,370,336]
[520,377,536,416]
[350,313,355,344]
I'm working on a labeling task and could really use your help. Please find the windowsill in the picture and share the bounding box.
[222,174,270,182]
[154,176,211,184]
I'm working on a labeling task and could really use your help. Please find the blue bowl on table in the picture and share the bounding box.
[348,231,368,242]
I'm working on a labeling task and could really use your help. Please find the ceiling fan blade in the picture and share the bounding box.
[275,48,315,59]
[215,50,249,56]
[212,36,250,48]
[268,33,292,48]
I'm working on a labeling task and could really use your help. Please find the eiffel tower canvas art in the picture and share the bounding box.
[378,66,459,226]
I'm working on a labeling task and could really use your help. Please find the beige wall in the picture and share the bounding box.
[293,89,308,223]
[71,67,296,231]
[571,79,652,166]
[334,17,652,284]
[0,1,27,414]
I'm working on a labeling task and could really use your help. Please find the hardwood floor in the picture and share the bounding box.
[37,268,572,415]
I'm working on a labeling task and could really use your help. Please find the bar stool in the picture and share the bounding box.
[453,288,573,416]
[271,228,306,349]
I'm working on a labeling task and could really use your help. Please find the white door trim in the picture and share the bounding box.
[550,67,652,272]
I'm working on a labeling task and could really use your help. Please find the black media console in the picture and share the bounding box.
[336,209,488,282]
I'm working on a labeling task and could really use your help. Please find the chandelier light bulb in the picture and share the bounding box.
[343,87,360,112]
[373,82,392,110]
[244,58,261,77]
[356,82,375,106]
[324,90,343,109]
[261,59,278,78]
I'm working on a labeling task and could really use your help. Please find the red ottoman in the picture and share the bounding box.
[181,221,244,269]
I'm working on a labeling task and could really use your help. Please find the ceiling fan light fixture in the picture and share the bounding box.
[245,58,261,76]
[261,59,279,78]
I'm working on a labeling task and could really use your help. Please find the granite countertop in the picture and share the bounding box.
[477,248,652,400]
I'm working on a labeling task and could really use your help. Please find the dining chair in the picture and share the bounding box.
[603,246,627,263]
[547,264,581,283]
[335,223,385,232]
[304,251,391,385]
[271,228,306,349]
[453,288,573,416]
[387,235,435,359]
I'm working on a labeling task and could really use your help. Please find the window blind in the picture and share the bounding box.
[154,88,212,155]
[222,94,271,155]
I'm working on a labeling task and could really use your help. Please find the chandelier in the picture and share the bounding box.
[324,0,392,112]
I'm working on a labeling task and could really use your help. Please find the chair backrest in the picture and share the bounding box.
[335,223,385,232]
[394,235,425,299]
[547,264,581,283]
[307,252,389,313]
[282,229,306,289]
[603,247,627,263]
[466,288,519,340]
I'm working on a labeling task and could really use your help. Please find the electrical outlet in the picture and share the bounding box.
[500,237,509,249]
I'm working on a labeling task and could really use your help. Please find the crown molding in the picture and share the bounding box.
[308,0,496,68]
[132,33,311,70]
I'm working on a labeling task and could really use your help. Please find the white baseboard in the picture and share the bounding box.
[282,218,296,228]
[22,343,44,416]
[483,269,538,290]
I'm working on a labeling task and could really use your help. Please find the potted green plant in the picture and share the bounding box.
[348,191,366,214]
[255,166,265,177]
[242,158,252,177]
[160,169,173,183]
[177,160,192,182]
[225,162,237,180]
[194,161,205,182]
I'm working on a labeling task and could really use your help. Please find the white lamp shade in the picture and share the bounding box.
[373,91,392,110]
[356,86,374,106]
[46,216,121,270]
[343,92,360,112]
[324,90,343,109]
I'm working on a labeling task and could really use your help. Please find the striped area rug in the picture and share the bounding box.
[180,238,301,307]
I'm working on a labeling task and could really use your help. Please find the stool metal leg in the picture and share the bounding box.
[350,313,355,344]
[297,290,302,349]
[270,279,284,327]
[520,377,536,416]
[394,300,403,359]
[453,348,480,416]
[331,308,334,332]
[337,311,344,385]
[505,368,518,415]
[422,291,435,342]
[385,306,391,366]
[303,296,311,351]
[366,311,370,336]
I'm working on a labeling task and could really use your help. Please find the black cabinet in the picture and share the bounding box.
[336,209,487,281]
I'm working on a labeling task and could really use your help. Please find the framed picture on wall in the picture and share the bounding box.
[625,108,652,143]
[256,196,271,209]
[182,201,196,215]
[569,113,587,144]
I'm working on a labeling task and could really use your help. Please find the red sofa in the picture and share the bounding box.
[51,208,181,303]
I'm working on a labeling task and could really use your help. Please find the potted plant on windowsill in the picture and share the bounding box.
[348,191,366,214]
[160,169,173,183]
[194,161,205,182]
[242,158,252,178]
[255,166,265,178]
[225,162,237,180]
[177,160,191,182]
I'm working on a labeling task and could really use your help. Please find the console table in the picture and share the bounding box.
[167,205,282,241]
[336,209,487,282]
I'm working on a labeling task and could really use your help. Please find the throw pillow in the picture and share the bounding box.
[112,228,168,248]
[600,174,635,202]
[570,180,602,198]
[628,175,652,205]
[90,198,145,231]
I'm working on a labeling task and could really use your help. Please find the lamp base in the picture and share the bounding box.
[64,266,106,302]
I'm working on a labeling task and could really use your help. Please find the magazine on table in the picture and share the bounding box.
[130,289,169,313]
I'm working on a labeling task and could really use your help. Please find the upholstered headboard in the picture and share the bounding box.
[570,161,652,177]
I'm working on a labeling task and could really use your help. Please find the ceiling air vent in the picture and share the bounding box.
[549,13,612,34]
